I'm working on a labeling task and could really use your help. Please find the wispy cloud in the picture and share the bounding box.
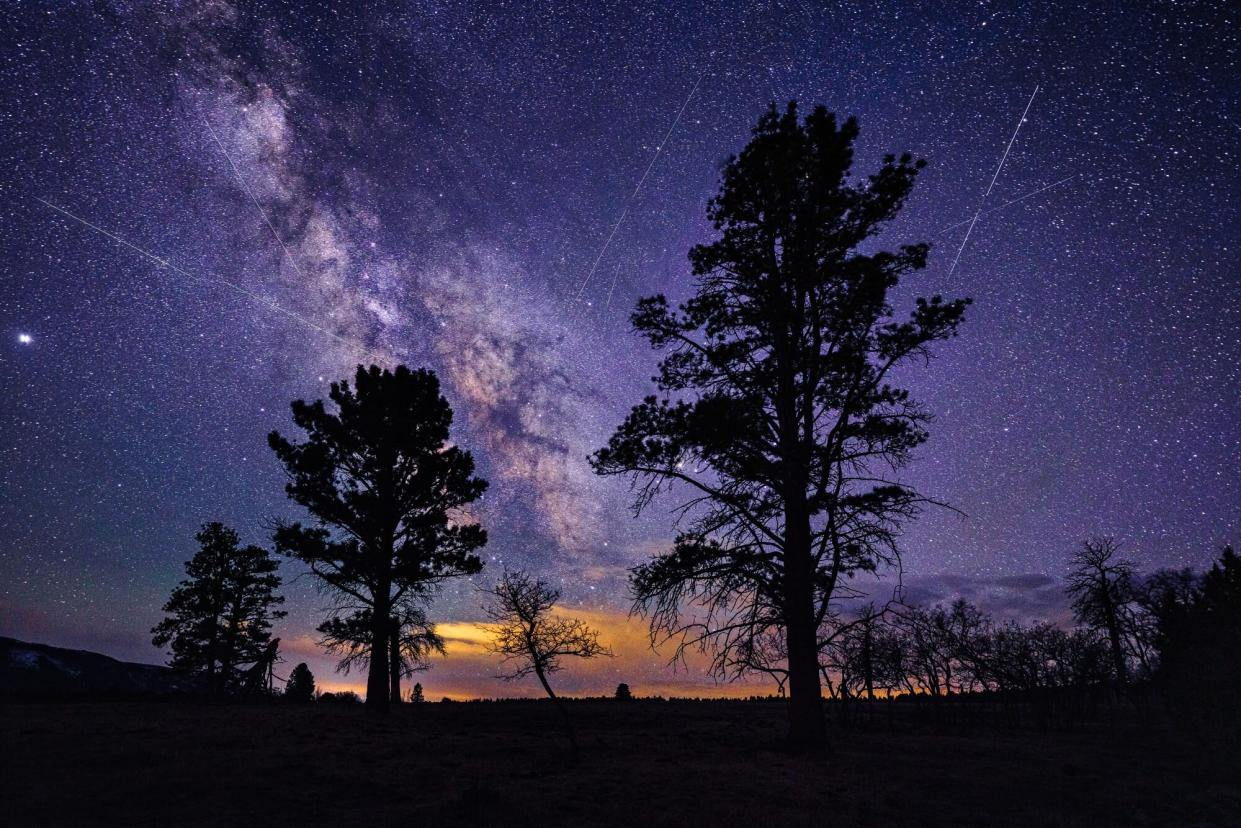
[901,572,1070,623]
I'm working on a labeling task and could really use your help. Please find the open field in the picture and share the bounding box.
[2,700,1238,827]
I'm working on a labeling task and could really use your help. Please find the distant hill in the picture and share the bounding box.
[0,636,198,698]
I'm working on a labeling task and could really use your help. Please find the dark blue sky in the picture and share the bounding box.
[0,1,1236,694]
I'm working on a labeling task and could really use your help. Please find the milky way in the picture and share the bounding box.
[1,1,1237,696]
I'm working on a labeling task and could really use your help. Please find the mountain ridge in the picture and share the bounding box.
[0,636,197,697]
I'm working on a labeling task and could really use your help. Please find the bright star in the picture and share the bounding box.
[17,333,32,345]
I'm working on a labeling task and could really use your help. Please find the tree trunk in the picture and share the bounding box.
[862,618,875,701]
[1104,601,1129,684]
[784,506,826,749]
[220,595,243,695]
[389,616,402,704]
[535,665,578,763]
[366,585,391,712]
[206,616,221,697]
[773,315,826,749]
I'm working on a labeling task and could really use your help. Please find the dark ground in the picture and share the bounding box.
[2,700,1238,827]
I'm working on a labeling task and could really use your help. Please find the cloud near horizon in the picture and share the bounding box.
[900,572,1071,624]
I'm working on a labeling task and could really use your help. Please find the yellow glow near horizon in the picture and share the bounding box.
[283,606,779,701]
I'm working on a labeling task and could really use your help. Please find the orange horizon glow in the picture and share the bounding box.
[280,605,781,701]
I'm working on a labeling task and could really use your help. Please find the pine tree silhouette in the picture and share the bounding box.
[269,365,487,711]
[151,522,285,695]
[592,102,968,748]
[284,663,315,703]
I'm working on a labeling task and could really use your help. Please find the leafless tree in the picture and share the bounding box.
[1066,537,1139,683]
[483,571,611,761]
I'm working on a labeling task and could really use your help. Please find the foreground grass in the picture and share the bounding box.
[2,700,1237,826]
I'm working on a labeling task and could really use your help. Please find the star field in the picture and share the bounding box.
[0,0,1237,696]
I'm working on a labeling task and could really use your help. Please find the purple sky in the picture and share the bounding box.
[1,1,1236,696]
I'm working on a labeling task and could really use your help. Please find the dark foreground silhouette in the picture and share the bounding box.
[3,699,1236,827]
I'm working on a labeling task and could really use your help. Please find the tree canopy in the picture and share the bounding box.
[269,364,487,710]
[284,662,315,703]
[484,570,611,761]
[592,101,968,747]
[151,522,285,695]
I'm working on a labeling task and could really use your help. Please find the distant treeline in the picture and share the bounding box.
[811,541,1239,744]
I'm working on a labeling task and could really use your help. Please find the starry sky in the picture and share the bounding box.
[1,0,1237,698]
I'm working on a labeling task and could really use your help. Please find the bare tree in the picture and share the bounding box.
[808,601,899,709]
[825,605,910,703]
[899,605,951,696]
[483,571,611,761]
[891,599,989,696]
[1066,537,1138,683]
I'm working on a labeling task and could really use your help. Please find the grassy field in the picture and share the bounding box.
[2,700,1237,826]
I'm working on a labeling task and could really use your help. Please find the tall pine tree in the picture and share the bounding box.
[592,103,968,747]
[151,522,285,695]
[269,365,487,711]
[1158,546,1241,730]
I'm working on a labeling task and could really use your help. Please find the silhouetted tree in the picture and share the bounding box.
[269,365,487,711]
[318,690,362,704]
[315,599,446,703]
[411,682,424,703]
[1066,537,1138,683]
[941,599,990,693]
[822,595,1119,701]
[890,599,993,696]
[615,682,632,700]
[826,605,906,702]
[1133,566,1200,675]
[1158,546,1240,731]
[284,662,315,702]
[151,522,285,695]
[982,621,1110,692]
[856,605,881,700]
[592,102,969,747]
[483,570,611,761]
[900,604,953,696]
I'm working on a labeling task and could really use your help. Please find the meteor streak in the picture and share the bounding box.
[626,73,704,204]
[946,85,1040,278]
[576,206,628,301]
[34,197,387,361]
[200,113,310,284]
[575,73,704,301]
[937,174,1077,235]
[604,259,623,310]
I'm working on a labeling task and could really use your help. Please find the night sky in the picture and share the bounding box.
[1,1,1237,697]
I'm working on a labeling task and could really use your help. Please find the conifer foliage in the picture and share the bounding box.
[151,522,285,695]
[593,102,969,747]
[284,663,315,702]
[269,365,487,711]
